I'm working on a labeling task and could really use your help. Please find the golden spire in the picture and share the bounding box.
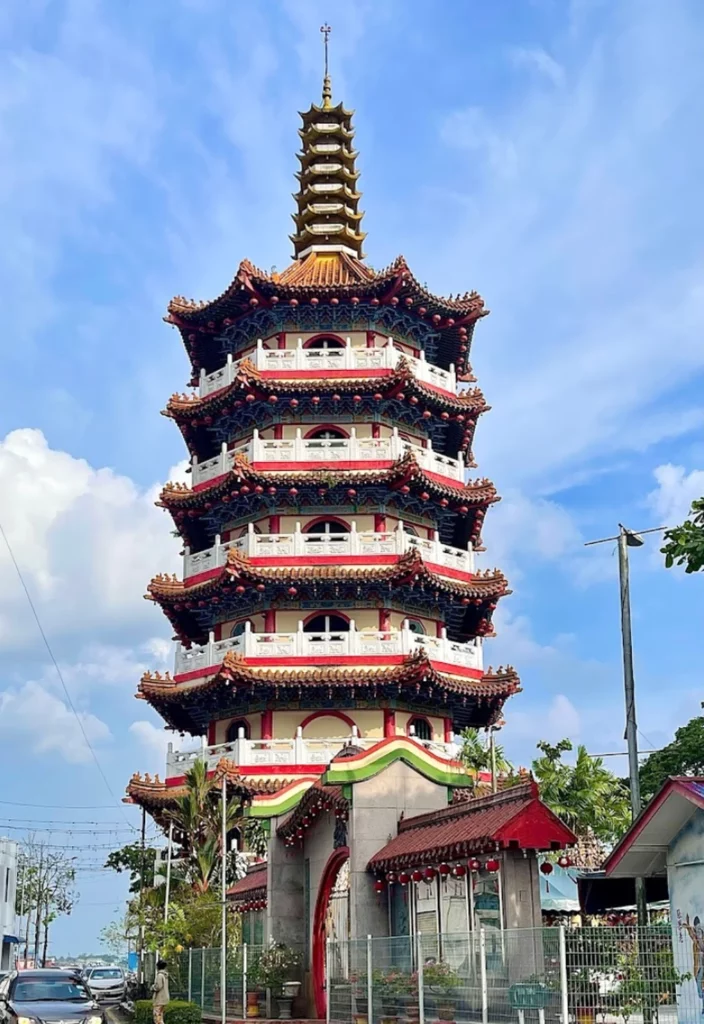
[289,25,367,261]
[321,23,332,109]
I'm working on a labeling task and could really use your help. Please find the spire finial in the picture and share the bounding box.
[320,23,332,108]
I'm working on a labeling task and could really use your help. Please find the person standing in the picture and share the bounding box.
[152,959,170,1024]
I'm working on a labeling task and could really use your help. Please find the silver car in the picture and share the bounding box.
[84,967,126,1003]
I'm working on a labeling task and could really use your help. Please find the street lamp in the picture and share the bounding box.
[584,523,668,928]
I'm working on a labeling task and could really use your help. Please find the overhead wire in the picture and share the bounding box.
[0,520,136,829]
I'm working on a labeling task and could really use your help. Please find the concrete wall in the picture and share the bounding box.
[348,762,449,939]
[266,824,304,948]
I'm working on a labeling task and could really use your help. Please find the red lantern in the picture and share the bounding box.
[411,869,424,883]
[468,858,481,872]
[453,864,467,878]
[398,872,410,885]
[557,854,572,869]
[374,879,385,893]
[423,866,437,881]
[438,863,451,877]
[485,858,500,873]
[540,861,554,876]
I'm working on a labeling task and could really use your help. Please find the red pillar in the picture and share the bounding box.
[207,720,217,746]
[264,609,276,632]
[277,332,286,349]
[444,718,453,744]
[261,710,273,740]
[366,330,375,349]
[379,608,391,632]
[436,620,444,638]
[274,424,283,440]
[383,709,396,739]
[372,422,381,439]
[374,513,386,532]
[269,515,281,534]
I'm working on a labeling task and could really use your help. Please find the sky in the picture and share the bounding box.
[0,0,703,954]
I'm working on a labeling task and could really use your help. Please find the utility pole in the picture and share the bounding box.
[137,807,147,992]
[584,523,668,929]
[221,774,228,1024]
[164,821,174,924]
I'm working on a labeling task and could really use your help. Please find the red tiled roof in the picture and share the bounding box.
[227,863,267,897]
[368,781,576,870]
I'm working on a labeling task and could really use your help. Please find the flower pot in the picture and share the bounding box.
[436,1003,457,1022]
[576,1009,596,1024]
[246,989,260,1017]
[277,996,294,1019]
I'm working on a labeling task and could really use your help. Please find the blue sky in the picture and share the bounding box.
[0,0,703,954]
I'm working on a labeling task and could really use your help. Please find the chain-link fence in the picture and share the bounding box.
[327,926,696,1024]
[157,942,305,1018]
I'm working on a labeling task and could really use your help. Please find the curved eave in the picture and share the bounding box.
[160,452,498,511]
[138,653,521,734]
[299,101,354,122]
[147,550,509,604]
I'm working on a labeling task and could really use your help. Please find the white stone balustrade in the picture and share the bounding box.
[199,337,456,398]
[184,521,474,578]
[174,623,483,677]
[165,727,456,779]
[191,428,464,486]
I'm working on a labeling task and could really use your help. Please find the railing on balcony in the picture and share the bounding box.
[165,726,457,778]
[191,428,464,486]
[199,337,456,398]
[184,521,474,578]
[174,623,483,677]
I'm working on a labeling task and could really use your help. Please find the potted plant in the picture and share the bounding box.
[509,975,553,1014]
[372,967,413,1023]
[349,971,369,1024]
[567,967,600,1024]
[258,942,302,1019]
[423,961,462,1022]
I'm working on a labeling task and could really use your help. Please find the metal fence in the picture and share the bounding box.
[327,926,698,1024]
[161,943,305,1018]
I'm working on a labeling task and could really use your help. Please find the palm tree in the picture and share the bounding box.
[532,740,631,845]
[459,728,513,784]
[164,760,247,893]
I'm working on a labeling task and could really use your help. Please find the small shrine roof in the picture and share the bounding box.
[276,782,347,842]
[226,862,268,899]
[368,781,576,871]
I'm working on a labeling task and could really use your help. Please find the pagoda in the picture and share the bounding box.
[125,47,567,1012]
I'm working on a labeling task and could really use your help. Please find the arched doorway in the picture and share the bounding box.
[304,613,350,639]
[312,847,350,1018]
[305,336,345,350]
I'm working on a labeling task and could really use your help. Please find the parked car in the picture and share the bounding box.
[84,966,126,1003]
[0,968,105,1024]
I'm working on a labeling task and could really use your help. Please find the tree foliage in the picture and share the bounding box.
[17,839,77,965]
[531,739,631,845]
[661,497,704,573]
[640,716,704,800]
[458,728,513,782]
[104,843,157,894]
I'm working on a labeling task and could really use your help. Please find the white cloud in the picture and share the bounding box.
[0,428,180,648]
[0,679,111,764]
[129,720,177,775]
[647,463,704,525]
[509,47,565,86]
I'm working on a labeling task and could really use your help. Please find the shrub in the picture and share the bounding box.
[134,1000,201,1024]
[165,1000,202,1024]
[134,1000,153,1024]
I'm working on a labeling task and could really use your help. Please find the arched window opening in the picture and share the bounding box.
[230,620,254,638]
[403,524,419,537]
[304,613,350,638]
[409,717,432,742]
[307,427,348,440]
[233,524,261,538]
[304,519,350,543]
[307,336,345,350]
[226,719,250,742]
[406,618,426,635]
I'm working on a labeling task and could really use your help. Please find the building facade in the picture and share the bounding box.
[127,68,573,1016]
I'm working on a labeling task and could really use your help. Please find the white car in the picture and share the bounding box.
[84,967,126,1003]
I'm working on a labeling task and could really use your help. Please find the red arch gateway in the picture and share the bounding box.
[312,846,349,1019]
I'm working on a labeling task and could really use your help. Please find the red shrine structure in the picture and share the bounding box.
[127,57,575,1016]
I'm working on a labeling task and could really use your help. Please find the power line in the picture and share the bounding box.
[0,520,136,830]
[0,799,129,810]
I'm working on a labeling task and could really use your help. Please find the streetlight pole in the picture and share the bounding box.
[585,523,668,929]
